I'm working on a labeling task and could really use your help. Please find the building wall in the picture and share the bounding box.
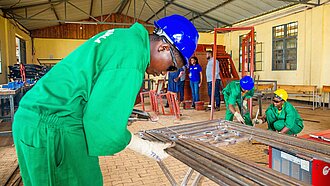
[33,38,86,64]
[222,4,330,88]
[0,14,32,84]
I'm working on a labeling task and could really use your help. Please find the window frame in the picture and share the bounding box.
[272,22,298,71]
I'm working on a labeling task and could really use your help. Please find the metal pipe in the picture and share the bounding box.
[224,121,330,156]
[157,161,178,186]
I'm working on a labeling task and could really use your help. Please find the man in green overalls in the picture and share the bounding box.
[12,14,199,186]
[255,89,304,135]
[222,76,255,126]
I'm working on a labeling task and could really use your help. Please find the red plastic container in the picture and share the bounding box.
[195,101,205,111]
[183,100,192,109]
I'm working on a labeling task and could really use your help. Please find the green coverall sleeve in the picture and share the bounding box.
[83,68,143,156]
[283,105,297,130]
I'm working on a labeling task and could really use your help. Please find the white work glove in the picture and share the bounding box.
[242,100,248,110]
[252,118,263,125]
[127,133,173,161]
[234,112,245,124]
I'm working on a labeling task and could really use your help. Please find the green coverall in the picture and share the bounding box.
[222,80,254,126]
[265,102,304,135]
[12,23,150,186]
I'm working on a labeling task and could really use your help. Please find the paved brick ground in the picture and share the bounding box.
[1,102,329,185]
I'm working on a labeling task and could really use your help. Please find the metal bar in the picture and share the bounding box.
[89,0,94,16]
[144,0,160,22]
[147,133,305,185]
[180,139,306,185]
[116,0,130,14]
[6,18,153,27]
[191,173,202,186]
[2,0,66,10]
[190,0,234,22]
[27,6,53,19]
[100,0,103,22]
[67,1,100,22]
[144,131,306,186]
[223,121,330,156]
[275,0,320,6]
[145,0,172,22]
[163,0,230,26]
[138,1,146,20]
[157,161,178,186]
[180,168,194,186]
[175,139,295,185]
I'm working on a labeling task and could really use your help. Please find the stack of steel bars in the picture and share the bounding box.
[141,119,330,185]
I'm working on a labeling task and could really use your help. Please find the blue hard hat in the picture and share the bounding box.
[240,76,254,90]
[154,14,199,65]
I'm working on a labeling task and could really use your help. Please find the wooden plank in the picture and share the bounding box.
[256,84,274,91]
[277,85,317,93]
[322,85,330,93]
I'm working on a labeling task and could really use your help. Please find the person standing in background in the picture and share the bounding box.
[175,66,186,104]
[206,51,221,111]
[189,56,202,108]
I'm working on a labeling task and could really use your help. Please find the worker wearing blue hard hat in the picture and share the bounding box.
[222,76,255,126]
[12,14,199,185]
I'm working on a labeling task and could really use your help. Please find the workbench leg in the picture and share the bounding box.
[191,173,202,186]
[10,95,14,122]
[157,161,177,186]
[181,168,194,186]
[1,99,4,117]
[258,95,262,116]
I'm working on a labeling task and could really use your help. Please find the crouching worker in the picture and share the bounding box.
[254,89,304,135]
[222,76,255,126]
[12,14,199,186]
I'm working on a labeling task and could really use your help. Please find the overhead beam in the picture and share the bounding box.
[275,0,320,6]
[89,0,94,16]
[116,0,130,14]
[145,0,173,22]
[190,0,234,22]
[163,0,231,26]
[2,0,67,11]
[49,0,61,25]
[67,1,99,22]
[6,17,154,27]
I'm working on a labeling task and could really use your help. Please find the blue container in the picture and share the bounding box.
[8,82,15,89]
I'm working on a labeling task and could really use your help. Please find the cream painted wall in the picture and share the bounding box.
[0,15,32,84]
[33,38,86,64]
[224,4,330,88]
[198,33,224,45]
[321,5,330,86]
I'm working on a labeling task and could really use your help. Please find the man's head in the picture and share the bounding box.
[273,89,288,109]
[240,76,254,92]
[206,51,213,60]
[147,14,199,76]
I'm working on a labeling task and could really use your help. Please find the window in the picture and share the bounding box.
[15,37,26,64]
[239,33,263,72]
[272,22,298,70]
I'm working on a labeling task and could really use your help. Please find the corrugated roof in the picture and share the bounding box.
[0,0,326,32]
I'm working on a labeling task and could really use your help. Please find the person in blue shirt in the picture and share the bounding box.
[174,66,186,103]
[189,56,202,108]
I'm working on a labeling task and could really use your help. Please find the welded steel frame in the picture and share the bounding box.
[210,27,255,120]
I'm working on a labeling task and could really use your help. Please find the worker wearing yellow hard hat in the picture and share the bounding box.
[254,89,304,135]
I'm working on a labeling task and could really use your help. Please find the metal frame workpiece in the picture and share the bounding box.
[140,119,330,186]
